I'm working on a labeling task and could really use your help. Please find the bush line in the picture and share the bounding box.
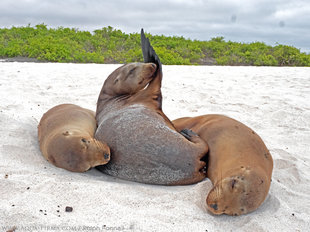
[1,24,309,66]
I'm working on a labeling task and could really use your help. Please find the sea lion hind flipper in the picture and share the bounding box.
[180,128,198,140]
[140,29,162,73]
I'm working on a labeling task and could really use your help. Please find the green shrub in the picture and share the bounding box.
[0,24,309,66]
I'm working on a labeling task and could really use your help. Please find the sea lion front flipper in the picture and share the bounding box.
[139,29,165,111]
[140,29,162,75]
[139,29,176,128]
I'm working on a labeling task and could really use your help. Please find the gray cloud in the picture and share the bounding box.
[0,0,309,53]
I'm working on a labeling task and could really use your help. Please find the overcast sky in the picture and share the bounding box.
[1,0,309,53]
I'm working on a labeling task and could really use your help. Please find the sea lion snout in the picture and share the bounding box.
[148,63,157,74]
[88,138,111,165]
[143,62,157,79]
[210,203,218,211]
[104,153,110,160]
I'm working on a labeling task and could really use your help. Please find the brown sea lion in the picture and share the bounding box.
[38,104,110,172]
[95,30,208,185]
[173,114,273,215]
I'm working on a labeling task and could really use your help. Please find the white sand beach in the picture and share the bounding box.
[0,62,309,232]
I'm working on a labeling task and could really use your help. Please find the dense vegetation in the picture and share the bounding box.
[1,24,309,66]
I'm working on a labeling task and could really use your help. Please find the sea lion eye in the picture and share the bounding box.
[129,67,136,75]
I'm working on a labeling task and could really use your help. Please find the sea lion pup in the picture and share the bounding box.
[38,104,110,172]
[172,115,273,215]
[95,30,208,185]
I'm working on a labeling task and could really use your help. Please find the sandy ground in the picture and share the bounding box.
[0,61,309,232]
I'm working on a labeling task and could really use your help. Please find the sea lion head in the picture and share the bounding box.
[206,167,269,215]
[48,132,111,172]
[103,62,157,96]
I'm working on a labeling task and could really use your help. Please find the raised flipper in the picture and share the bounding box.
[141,29,162,76]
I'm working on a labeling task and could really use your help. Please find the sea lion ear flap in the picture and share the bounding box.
[141,29,162,75]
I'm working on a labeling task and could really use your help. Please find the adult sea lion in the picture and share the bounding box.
[172,114,273,215]
[38,104,110,172]
[95,30,208,185]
